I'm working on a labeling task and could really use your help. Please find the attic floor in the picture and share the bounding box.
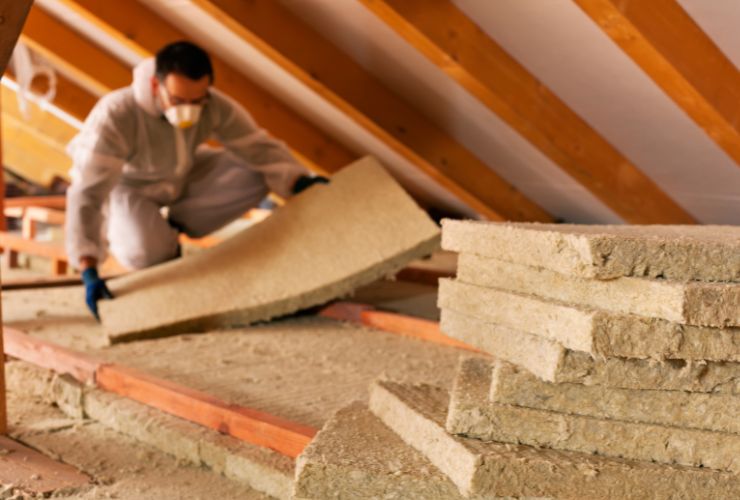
[1,269,460,497]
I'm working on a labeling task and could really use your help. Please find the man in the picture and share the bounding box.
[66,41,327,319]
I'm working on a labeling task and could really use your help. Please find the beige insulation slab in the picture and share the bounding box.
[5,361,294,500]
[100,157,441,341]
[457,253,740,329]
[293,401,469,499]
[440,277,740,361]
[369,379,739,499]
[441,220,740,282]
[491,361,740,434]
[440,309,740,393]
[447,358,740,473]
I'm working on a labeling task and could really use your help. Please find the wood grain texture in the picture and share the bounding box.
[96,364,317,458]
[575,0,740,173]
[360,0,695,224]
[3,327,100,384]
[0,0,32,73]
[194,0,553,222]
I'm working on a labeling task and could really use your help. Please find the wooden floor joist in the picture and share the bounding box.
[2,328,99,384]
[2,328,317,458]
[96,364,317,458]
[319,302,481,353]
[0,231,68,275]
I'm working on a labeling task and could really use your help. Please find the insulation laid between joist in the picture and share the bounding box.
[368,379,739,499]
[491,361,740,434]
[446,358,740,474]
[439,278,740,361]
[293,402,468,500]
[100,158,440,341]
[442,220,740,281]
[440,309,740,392]
[456,253,740,328]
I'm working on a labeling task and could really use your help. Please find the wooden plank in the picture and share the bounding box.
[3,328,100,384]
[193,0,553,222]
[575,0,740,172]
[5,196,66,210]
[2,328,316,458]
[0,436,89,494]
[359,0,695,224]
[319,301,481,353]
[0,0,33,73]
[96,364,317,458]
[4,68,96,121]
[20,6,131,96]
[0,232,67,260]
[61,0,355,173]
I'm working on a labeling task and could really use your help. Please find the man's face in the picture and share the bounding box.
[152,72,210,109]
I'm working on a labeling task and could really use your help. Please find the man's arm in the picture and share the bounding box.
[210,90,313,198]
[66,96,130,319]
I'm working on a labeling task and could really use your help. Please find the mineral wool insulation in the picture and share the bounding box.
[99,157,440,341]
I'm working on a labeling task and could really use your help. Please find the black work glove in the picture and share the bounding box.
[82,268,114,321]
[292,175,329,195]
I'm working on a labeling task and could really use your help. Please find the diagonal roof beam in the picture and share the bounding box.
[1,84,75,185]
[191,0,552,222]
[574,0,740,174]
[4,67,97,121]
[20,6,131,96]
[57,0,356,174]
[359,0,696,224]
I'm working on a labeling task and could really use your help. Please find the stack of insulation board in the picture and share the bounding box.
[439,221,740,496]
[292,222,739,499]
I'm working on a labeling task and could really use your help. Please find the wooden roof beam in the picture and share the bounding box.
[574,0,740,174]
[192,0,552,221]
[20,6,131,96]
[1,84,76,185]
[359,0,695,224]
[4,66,97,121]
[58,0,356,174]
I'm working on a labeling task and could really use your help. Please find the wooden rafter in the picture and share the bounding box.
[20,6,131,96]
[58,0,355,174]
[359,0,696,224]
[574,0,740,173]
[191,0,552,221]
[4,67,96,121]
[1,85,75,185]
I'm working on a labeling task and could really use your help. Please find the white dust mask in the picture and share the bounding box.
[159,85,203,129]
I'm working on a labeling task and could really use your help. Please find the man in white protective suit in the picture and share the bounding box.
[66,41,328,319]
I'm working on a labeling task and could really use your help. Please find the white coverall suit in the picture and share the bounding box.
[65,58,307,270]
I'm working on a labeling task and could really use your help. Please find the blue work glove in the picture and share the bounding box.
[292,175,329,195]
[82,268,114,321]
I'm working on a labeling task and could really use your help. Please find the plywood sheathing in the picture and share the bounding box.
[100,158,441,341]
[442,220,740,282]
[440,309,739,392]
[440,278,740,361]
[293,402,467,499]
[447,358,740,473]
[369,377,738,498]
[491,361,740,434]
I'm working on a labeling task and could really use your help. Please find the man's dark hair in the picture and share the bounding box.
[155,41,214,83]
